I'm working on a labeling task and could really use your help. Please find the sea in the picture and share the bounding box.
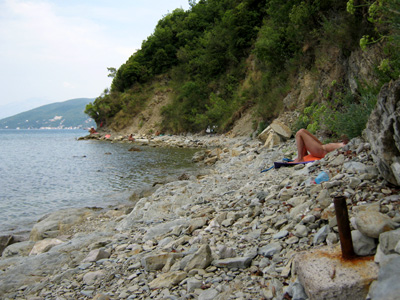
[0,129,199,236]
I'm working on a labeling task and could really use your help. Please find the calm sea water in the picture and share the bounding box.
[0,130,198,236]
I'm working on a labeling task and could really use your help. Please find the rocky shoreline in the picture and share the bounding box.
[1,132,399,300]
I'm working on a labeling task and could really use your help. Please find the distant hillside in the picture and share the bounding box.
[0,98,95,129]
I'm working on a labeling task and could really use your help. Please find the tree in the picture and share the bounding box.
[107,67,117,78]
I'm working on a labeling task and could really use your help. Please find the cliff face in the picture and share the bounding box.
[364,77,400,186]
[87,0,400,136]
[119,85,173,136]
[282,44,383,112]
[110,43,384,138]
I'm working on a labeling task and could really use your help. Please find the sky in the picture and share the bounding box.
[0,0,191,119]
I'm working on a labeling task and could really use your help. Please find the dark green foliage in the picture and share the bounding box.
[85,91,123,125]
[86,0,399,135]
[86,84,152,130]
[348,0,400,81]
[294,84,378,139]
[331,90,377,139]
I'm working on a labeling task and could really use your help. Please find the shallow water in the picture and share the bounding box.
[0,130,198,235]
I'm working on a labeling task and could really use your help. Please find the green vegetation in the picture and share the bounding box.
[1,98,95,129]
[347,0,400,82]
[294,0,400,140]
[294,83,378,139]
[86,0,400,137]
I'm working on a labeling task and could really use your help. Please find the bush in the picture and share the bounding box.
[329,89,377,139]
[295,85,377,139]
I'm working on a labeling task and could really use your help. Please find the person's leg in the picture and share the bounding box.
[323,142,345,152]
[294,129,326,162]
[294,129,309,162]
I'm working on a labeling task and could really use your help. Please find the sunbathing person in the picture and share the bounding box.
[293,129,346,163]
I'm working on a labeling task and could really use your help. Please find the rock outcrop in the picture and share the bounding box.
[364,78,400,186]
[258,119,293,148]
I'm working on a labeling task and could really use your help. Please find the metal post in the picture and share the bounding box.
[333,196,355,259]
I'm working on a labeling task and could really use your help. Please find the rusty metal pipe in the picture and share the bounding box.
[333,196,355,259]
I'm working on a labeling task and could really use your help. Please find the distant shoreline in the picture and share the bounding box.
[0,128,91,130]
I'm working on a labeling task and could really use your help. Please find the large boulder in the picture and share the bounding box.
[0,235,13,256]
[30,208,94,241]
[258,119,292,149]
[369,256,400,300]
[364,78,400,186]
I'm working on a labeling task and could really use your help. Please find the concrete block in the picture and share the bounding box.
[294,245,378,300]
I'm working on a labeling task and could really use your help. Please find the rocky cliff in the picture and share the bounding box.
[106,43,384,141]
[364,77,400,186]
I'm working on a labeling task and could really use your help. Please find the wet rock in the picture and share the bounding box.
[128,146,141,152]
[30,208,93,241]
[0,235,13,256]
[0,252,69,295]
[2,240,35,258]
[192,150,207,162]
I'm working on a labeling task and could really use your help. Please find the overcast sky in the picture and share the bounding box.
[0,0,190,119]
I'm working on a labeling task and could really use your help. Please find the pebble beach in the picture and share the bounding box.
[1,133,399,300]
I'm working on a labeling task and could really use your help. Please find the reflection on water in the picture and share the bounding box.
[0,130,199,235]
